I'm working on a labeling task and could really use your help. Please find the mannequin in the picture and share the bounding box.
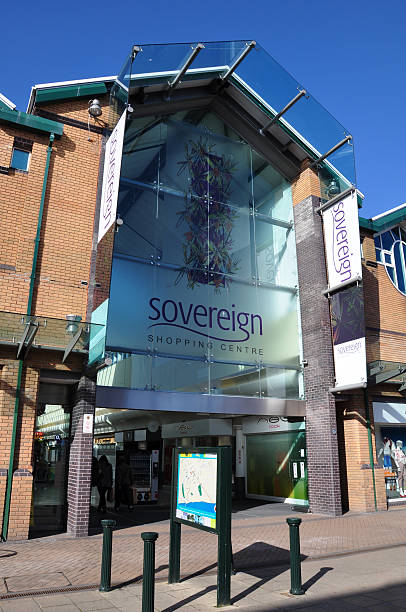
[393,440,406,497]
[379,437,393,468]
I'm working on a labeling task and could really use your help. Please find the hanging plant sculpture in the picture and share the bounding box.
[176,137,239,290]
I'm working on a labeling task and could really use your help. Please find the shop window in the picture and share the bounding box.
[374,227,406,296]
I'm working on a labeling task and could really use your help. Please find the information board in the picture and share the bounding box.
[176,452,217,530]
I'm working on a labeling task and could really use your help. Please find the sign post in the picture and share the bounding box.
[168,446,232,607]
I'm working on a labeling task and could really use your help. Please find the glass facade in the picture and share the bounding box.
[101,110,303,400]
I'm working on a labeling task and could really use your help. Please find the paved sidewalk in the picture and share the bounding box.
[1,545,406,610]
[2,503,406,597]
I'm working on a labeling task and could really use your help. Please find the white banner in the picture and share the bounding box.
[333,336,367,388]
[97,111,126,243]
[322,191,362,288]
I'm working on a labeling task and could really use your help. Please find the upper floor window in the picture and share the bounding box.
[10,148,30,171]
[10,137,33,172]
[374,226,406,295]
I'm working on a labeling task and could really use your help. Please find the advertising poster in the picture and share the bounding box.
[176,452,217,529]
[330,284,367,387]
[322,190,362,289]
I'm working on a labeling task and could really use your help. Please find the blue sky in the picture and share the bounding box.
[2,0,404,218]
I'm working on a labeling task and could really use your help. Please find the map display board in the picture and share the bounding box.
[175,452,217,531]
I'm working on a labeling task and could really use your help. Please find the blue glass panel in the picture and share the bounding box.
[387,266,395,283]
[393,242,405,294]
[375,248,382,263]
[391,227,400,240]
[384,252,392,265]
[10,149,29,171]
[374,235,381,249]
[381,231,395,251]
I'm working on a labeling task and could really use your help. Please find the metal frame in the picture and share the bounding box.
[310,135,352,167]
[62,326,84,364]
[220,41,256,82]
[322,274,362,296]
[315,185,356,214]
[16,319,39,359]
[260,89,307,135]
[166,44,205,96]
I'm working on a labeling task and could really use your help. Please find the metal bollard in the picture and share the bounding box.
[141,532,159,612]
[99,519,116,592]
[286,517,305,595]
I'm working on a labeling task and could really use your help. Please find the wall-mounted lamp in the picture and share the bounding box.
[65,314,82,335]
[88,99,102,118]
[327,179,340,198]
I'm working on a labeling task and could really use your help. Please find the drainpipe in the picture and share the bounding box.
[1,133,55,541]
[364,387,378,511]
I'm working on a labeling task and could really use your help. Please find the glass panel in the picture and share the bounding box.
[374,235,382,250]
[97,353,152,390]
[121,116,164,189]
[246,431,308,501]
[384,252,392,265]
[259,366,301,399]
[208,201,253,282]
[252,151,292,220]
[209,361,260,397]
[393,242,405,294]
[31,402,70,536]
[152,355,209,393]
[255,217,297,287]
[381,231,394,251]
[387,266,395,283]
[116,188,193,267]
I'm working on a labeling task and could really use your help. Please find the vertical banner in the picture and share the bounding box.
[97,110,126,243]
[330,276,367,388]
[322,190,367,388]
[322,190,362,288]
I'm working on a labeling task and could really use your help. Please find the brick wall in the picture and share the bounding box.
[0,94,107,539]
[293,190,342,515]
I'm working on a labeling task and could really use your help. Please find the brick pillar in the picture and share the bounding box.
[5,364,38,540]
[293,182,342,515]
[342,391,387,512]
[66,375,95,537]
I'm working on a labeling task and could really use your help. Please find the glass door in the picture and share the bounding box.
[30,403,71,536]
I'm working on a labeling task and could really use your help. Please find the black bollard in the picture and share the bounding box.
[99,519,116,592]
[141,532,159,612]
[286,517,305,595]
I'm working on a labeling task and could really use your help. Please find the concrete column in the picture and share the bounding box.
[293,192,342,516]
[66,375,95,537]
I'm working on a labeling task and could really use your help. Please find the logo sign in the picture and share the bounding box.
[322,191,362,288]
[97,111,126,243]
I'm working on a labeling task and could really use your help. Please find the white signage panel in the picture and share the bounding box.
[333,336,367,388]
[322,191,362,289]
[97,111,126,243]
[83,413,94,434]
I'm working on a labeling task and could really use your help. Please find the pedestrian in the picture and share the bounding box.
[97,455,113,513]
[115,455,134,511]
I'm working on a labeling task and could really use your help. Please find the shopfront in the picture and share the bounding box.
[374,401,406,503]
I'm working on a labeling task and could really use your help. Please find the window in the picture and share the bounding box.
[374,226,406,296]
[10,148,30,171]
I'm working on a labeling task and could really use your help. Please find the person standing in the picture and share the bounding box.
[115,456,133,511]
[97,455,113,513]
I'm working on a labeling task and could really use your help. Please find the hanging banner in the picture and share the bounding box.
[322,190,362,288]
[330,284,367,387]
[97,110,126,243]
